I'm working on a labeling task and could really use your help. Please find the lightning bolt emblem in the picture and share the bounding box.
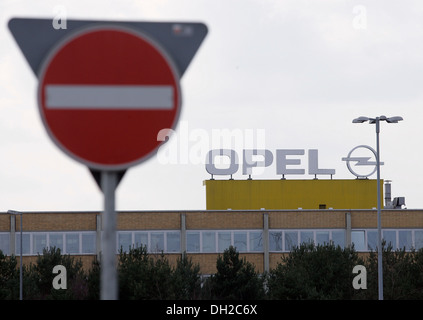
[341,157,384,166]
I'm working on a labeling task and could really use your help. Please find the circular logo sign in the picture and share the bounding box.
[342,145,383,178]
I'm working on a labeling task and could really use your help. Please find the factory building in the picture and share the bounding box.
[0,178,419,274]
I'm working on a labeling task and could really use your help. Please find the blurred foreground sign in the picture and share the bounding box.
[9,18,207,170]
[9,17,207,300]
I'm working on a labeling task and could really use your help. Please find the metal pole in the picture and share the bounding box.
[375,117,383,300]
[100,171,118,300]
[7,210,23,300]
[19,214,22,301]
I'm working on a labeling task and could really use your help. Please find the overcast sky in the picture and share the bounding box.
[1,0,422,212]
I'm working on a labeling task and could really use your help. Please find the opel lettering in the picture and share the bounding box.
[206,148,335,178]
[206,146,382,179]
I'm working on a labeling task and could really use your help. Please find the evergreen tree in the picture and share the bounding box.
[118,245,174,299]
[360,243,423,300]
[173,254,201,299]
[208,246,265,300]
[268,242,363,300]
[0,251,19,299]
[86,257,101,300]
[24,247,87,299]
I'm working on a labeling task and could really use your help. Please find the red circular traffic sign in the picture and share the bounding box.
[38,25,181,170]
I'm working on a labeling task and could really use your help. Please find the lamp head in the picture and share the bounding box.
[352,116,370,123]
[353,115,403,124]
[7,210,22,215]
[386,116,403,123]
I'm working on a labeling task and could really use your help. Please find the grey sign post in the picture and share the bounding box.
[100,171,118,300]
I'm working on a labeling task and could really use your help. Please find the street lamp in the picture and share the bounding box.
[7,210,23,300]
[352,115,403,300]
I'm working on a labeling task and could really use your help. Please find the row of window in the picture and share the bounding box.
[182,229,423,253]
[0,232,96,256]
[352,229,423,251]
[269,230,345,252]
[118,231,180,253]
[1,229,423,256]
[269,229,423,252]
[185,230,263,253]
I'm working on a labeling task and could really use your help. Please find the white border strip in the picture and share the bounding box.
[45,85,174,109]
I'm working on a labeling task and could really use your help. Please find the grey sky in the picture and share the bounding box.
[1,0,422,211]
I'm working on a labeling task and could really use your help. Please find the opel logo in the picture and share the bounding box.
[342,145,384,178]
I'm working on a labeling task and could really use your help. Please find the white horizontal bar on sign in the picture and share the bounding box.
[45,85,174,109]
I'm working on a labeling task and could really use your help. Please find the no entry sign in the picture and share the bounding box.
[10,18,207,300]
[38,25,181,170]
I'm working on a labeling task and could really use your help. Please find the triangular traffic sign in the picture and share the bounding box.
[8,17,208,78]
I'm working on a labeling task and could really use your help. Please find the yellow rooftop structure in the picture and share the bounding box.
[203,179,383,210]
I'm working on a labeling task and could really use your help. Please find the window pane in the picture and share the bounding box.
[383,230,396,249]
[218,232,231,252]
[367,230,378,251]
[399,230,412,250]
[118,233,132,253]
[16,233,30,255]
[186,232,200,253]
[415,230,423,250]
[0,234,10,255]
[134,232,148,249]
[33,233,47,254]
[300,231,314,245]
[82,233,96,254]
[49,233,63,252]
[250,232,263,252]
[352,231,365,251]
[202,232,216,253]
[150,232,164,252]
[332,230,345,248]
[234,232,247,252]
[166,232,180,253]
[66,233,80,254]
[316,231,329,246]
[284,231,298,251]
[269,231,282,251]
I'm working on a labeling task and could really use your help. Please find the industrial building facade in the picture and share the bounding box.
[0,178,420,274]
[1,208,423,274]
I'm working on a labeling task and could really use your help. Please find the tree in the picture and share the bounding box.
[208,246,265,300]
[172,254,202,300]
[359,242,423,300]
[0,251,19,299]
[118,245,174,299]
[86,257,101,300]
[268,242,363,300]
[88,247,202,300]
[24,247,87,300]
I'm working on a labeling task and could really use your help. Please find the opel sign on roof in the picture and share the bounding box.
[205,145,383,179]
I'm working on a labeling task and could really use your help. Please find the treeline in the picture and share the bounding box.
[1,242,423,300]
